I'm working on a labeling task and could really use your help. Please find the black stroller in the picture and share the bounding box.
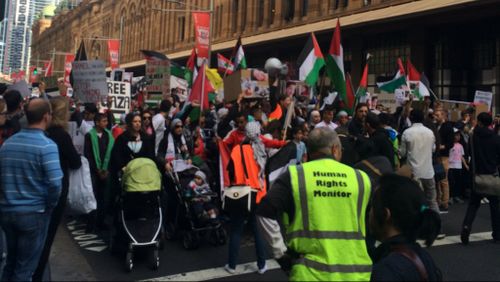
[110,158,163,272]
[164,165,226,250]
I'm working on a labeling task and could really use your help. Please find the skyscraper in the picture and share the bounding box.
[1,0,62,74]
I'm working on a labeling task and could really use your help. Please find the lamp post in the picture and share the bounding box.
[153,0,214,67]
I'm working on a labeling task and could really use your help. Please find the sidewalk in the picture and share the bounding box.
[50,224,97,281]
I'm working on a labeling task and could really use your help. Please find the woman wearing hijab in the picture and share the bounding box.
[157,118,192,173]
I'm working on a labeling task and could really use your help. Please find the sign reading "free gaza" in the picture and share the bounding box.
[107,81,131,119]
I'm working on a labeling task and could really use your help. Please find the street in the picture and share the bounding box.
[50,201,500,281]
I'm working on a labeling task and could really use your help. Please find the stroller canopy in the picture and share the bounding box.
[123,158,161,192]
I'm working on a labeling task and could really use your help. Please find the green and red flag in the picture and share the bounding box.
[185,47,198,87]
[231,36,247,70]
[217,53,234,75]
[298,32,325,87]
[345,72,356,115]
[356,61,369,98]
[377,57,407,93]
[325,19,347,102]
[407,59,430,99]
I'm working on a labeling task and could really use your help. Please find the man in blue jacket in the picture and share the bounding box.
[0,98,63,281]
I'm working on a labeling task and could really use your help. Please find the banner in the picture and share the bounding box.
[473,90,493,111]
[64,54,75,86]
[146,58,170,99]
[71,60,108,103]
[193,12,210,66]
[107,39,120,70]
[107,81,131,120]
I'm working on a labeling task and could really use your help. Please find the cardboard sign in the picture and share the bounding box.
[223,69,269,102]
[39,76,58,90]
[376,93,399,113]
[146,58,170,98]
[71,60,108,103]
[107,81,131,119]
[7,80,31,97]
[473,90,493,111]
[171,76,189,102]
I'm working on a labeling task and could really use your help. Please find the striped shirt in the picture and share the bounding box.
[0,128,63,213]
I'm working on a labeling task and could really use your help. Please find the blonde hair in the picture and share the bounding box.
[50,96,70,130]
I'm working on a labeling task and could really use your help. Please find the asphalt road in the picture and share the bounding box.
[49,201,500,281]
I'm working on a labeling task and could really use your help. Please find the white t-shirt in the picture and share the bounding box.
[315,121,338,131]
[79,120,95,136]
[449,143,464,169]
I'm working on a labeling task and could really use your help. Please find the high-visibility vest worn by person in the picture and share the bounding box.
[285,158,372,281]
[229,144,267,204]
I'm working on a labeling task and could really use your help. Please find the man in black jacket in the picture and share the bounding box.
[435,109,455,212]
[461,112,500,245]
[365,112,396,170]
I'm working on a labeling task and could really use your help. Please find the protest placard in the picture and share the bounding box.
[473,90,493,111]
[146,58,170,99]
[71,60,108,103]
[7,80,31,97]
[107,81,131,120]
[376,93,399,113]
[223,69,269,102]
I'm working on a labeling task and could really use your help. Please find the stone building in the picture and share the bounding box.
[31,0,500,111]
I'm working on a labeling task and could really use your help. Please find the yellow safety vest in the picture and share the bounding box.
[285,158,372,281]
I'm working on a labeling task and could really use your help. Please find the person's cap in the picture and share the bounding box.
[337,110,348,117]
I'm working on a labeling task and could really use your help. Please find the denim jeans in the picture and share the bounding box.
[227,212,267,270]
[0,211,51,282]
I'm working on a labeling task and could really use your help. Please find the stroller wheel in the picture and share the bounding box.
[125,251,133,272]
[151,247,160,270]
[182,231,200,250]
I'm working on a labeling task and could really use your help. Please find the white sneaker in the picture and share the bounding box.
[224,264,236,274]
[258,264,267,274]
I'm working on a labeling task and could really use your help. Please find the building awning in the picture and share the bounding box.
[119,0,477,69]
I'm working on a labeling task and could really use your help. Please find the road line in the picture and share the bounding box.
[144,259,280,281]
[146,232,492,281]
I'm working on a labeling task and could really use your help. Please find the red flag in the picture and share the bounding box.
[217,139,231,190]
[64,55,75,86]
[407,59,421,81]
[345,72,356,114]
[193,12,210,66]
[107,39,120,70]
[44,61,53,77]
[397,57,405,76]
[186,47,197,71]
[189,64,214,110]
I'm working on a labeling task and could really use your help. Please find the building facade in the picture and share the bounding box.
[31,0,500,111]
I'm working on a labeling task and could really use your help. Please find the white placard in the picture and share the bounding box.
[71,60,108,103]
[376,93,399,113]
[107,81,131,119]
[473,90,493,111]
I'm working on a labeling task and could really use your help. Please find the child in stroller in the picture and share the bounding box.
[185,170,218,224]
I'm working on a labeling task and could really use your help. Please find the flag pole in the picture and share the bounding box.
[200,63,206,121]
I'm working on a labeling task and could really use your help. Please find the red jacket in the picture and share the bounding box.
[223,129,287,150]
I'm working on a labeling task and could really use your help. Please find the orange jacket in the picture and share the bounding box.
[229,144,267,204]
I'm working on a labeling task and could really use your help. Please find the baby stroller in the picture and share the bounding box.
[165,165,226,250]
[111,158,163,272]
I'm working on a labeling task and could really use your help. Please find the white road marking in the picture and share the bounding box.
[147,231,493,282]
[145,259,280,281]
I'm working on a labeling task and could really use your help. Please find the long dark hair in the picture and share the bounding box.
[372,174,441,247]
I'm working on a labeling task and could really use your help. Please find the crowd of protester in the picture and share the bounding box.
[0,78,499,281]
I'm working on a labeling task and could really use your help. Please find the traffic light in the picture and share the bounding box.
[33,68,38,75]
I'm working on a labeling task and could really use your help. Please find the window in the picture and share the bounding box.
[363,0,371,6]
[283,0,295,22]
[178,16,185,41]
[302,0,308,17]
[269,0,276,26]
[241,0,247,31]
[232,0,238,33]
[366,36,410,76]
[332,0,340,10]
[257,0,264,27]
[473,39,495,69]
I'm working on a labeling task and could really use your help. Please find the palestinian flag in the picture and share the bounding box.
[189,63,214,110]
[356,62,369,98]
[265,142,297,187]
[217,139,231,196]
[377,58,407,93]
[231,36,247,70]
[185,48,197,87]
[325,19,347,102]
[298,33,325,87]
[345,72,356,115]
[70,40,87,86]
[217,53,234,75]
[407,59,430,99]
